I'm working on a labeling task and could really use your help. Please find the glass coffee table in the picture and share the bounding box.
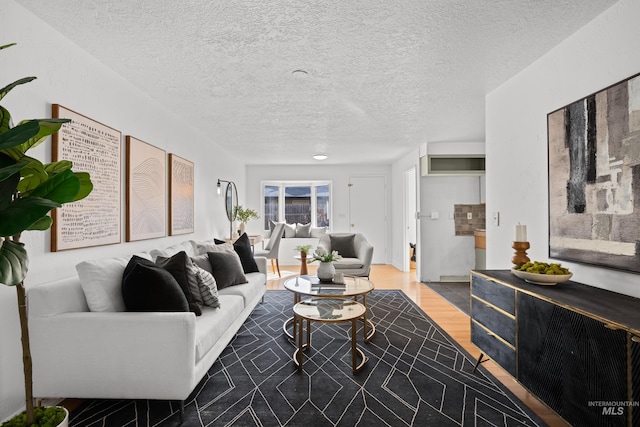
[283,275,375,343]
[293,298,367,374]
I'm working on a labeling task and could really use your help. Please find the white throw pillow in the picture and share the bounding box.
[310,226,327,238]
[283,223,296,238]
[76,255,146,312]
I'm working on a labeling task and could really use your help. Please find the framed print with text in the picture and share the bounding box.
[51,104,121,251]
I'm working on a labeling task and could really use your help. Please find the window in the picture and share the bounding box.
[262,181,331,229]
[263,185,279,230]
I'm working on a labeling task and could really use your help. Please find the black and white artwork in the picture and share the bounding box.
[51,105,122,251]
[548,73,640,273]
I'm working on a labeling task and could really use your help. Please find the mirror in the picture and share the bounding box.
[225,182,238,222]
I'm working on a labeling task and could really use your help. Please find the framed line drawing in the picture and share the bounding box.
[126,136,166,241]
[548,72,640,274]
[51,104,121,251]
[169,154,194,235]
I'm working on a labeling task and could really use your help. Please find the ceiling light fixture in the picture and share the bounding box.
[292,69,308,77]
[313,153,328,160]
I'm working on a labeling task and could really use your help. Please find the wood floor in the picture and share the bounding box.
[270,263,570,427]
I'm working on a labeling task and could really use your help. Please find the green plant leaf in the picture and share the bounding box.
[0,43,17,50]
[25,215,52,231]
[0,238,28,286]
[16,158,47,195]
[0,120,39,150]
[0,76,37,102]
[72,172,93,202]
[0,196,61,237]
[30,169,80,204]
[0,106,11,134]
[0,163,26,182]
[7,118,70,155]
[44,160,73,175]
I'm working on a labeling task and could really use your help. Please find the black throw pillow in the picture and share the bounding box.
[233,233,259,273]
[214,238,226,245]
[207,251,248,289]
[156,251,203,316]
[122,256,189,312]
[330,234,357,258]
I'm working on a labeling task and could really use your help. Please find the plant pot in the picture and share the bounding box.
[317,261,335,283]
[238,222,246,235]
[299,252,308,275]
[3,406,69,427]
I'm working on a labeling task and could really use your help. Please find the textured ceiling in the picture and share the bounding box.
[16,0,617,165]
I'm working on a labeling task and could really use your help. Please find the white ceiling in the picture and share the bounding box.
[17,0,617,165]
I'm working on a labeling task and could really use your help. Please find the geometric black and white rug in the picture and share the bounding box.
[69,290,547,426]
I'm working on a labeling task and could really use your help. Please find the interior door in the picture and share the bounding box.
[349,175,386,264]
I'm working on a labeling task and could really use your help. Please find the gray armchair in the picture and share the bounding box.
[317,233,373,278]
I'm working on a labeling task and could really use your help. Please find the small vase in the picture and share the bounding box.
[317,261,335,283]
[239,222,246,235]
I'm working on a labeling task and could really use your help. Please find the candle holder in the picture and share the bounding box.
[512,241,530,267]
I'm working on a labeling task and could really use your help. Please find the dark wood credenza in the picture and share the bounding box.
[470,270,640,427]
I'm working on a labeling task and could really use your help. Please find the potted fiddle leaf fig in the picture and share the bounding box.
[0,43,93,427]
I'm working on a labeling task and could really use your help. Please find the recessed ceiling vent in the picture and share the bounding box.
[420,155,485,176]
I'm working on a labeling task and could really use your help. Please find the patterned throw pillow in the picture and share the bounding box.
[194,264,221,308]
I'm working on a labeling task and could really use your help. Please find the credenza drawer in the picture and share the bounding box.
[471,297,515,346]
[471,274,515,315]
[471,320,516,377]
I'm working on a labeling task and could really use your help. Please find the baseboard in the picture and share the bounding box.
[439,275,470,282]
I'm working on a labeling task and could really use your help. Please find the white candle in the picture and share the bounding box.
[515,224,527,242]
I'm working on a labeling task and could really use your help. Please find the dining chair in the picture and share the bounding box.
[255,223,285,277]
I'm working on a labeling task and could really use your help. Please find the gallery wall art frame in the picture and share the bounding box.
[547,71,640,274]
[125,136,167,241]
[168,154,194,235]
[51,104,122,251]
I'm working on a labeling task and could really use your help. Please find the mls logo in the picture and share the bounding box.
[602,406,624,416]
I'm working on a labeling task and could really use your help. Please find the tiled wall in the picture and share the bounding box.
[454,203,486,236]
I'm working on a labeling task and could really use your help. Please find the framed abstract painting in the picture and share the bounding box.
[169,154,194,235]
[125,136,166,241]
[548,72,640,274]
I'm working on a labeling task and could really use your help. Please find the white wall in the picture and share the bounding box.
[0,2,245,420]
[486,0,640,298]
[245,164,392,262]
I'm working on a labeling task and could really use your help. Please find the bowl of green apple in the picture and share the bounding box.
[511,261,572,285]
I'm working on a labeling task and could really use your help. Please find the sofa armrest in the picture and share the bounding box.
[254,256,267,274]
[30,311,197,399]
[356,239,374,267]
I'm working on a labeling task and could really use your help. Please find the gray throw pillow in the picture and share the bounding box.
[330,234,357,258]
[295,223,311,238]
[207,251,248,289]
[191,253,213,274]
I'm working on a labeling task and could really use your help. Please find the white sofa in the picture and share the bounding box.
[27,239,266,411]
